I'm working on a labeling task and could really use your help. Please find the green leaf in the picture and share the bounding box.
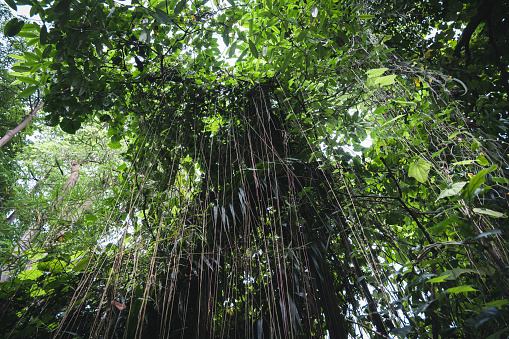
[464,165,497,199]
[476,155,489,166]
[222,26,230,46]
[484,300,509,309]
[376,74,397,86]
[447,286,478,294]
[367,74,397,87]
[408,158,431,183]
[391,326,413,336]
[428,215,458,235]
[18,269,43,281]
[427,274,450,283]
[152,8,173,25]
[441,268,480,280]
[472,208,506,218]
[295,29,308,42]
[366,68,388,78]
[4,0,16,11]
[4,18,24,37]
[19,86,38,97]
[278,52,292,72]
[358,14,375,19]
[17,76,39,85]
[53,0,71,16]
[249,40,258,58]
[436,182,467,201]
[466,307,500,329]
[42,45,52,58]
[492,177,509,184]
[228,40,237,58]
[391,100,416,106]
[174,0,186,15]
[451,159,476,166]
[60,118,81,134]
[72,257,91,272]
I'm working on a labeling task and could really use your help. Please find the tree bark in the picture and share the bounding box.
[0,102,44,148]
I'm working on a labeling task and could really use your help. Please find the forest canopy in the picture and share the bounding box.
[0,0,508,338]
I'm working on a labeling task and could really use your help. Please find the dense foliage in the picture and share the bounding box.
[1,0,508,338]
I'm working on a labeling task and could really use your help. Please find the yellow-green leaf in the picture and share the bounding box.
[447,286,478,294]
[428,274,451,283]
[408,158,431,183]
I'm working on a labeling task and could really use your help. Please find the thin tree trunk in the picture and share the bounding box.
[6,168,53,223]
[0,102,44,148]
[0,160,80,282]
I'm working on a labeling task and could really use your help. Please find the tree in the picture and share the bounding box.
[1,0,508,338]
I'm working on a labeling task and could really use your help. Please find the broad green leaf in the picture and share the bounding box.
[17,76,39,85]
[279,52,292,72]
[4,0,16,10]
[249,40,258,58]
[18,269,43,280]
[19,86,38,97]
[473,208,506,218]
[408,158,431,183]
[427,274,450,283]
[367,75,397,87]
[428,215,458,235]
[53,0,71,15]
[60,118,81,134]
[391,326,413,336]
[7,54,25,60]
[464,165,497,199]
[222,26,230,46]
[72,257,91,272]
[375,74,397,86]
[228,41,237,58]
[441,268,480,280]
[4,18,24,37]
[492,177,509,184]
[484,300,509,309]
[295,29,308,42]
[366,68,387,78]
[476,155,489,166]
[436,182,467,201]
[152,8,173,25]
[174,0,186,15]
[448,131,459,139]
[42,45,52,58]
[447,286,478,294]
[465,307,500,329]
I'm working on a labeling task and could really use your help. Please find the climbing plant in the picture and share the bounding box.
[1,0,508,338]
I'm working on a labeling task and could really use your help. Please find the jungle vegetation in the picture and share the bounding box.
[0,0,508,337]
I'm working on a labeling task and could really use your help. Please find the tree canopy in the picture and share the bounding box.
[0,0,508,338]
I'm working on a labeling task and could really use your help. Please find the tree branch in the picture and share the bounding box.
[0,101,44,148]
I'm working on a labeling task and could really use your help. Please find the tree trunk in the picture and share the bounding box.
[0,160,80,282]
[0,102,44,148]
[6,168,53,223]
